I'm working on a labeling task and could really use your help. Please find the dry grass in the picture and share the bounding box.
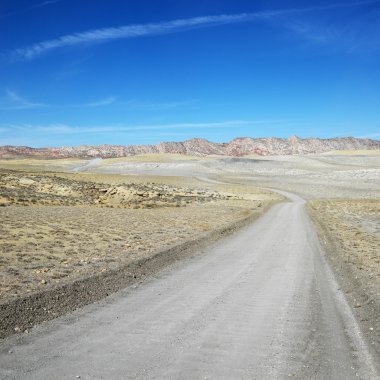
[0,201,261,303]
[308,199,380,306]
[0,168,280,303]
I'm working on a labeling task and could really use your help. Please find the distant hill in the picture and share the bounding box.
[1,136,380,158]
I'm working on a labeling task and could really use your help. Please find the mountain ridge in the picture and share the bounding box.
[1,136,379,158]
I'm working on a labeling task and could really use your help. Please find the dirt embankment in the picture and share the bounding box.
[307,199,380,360]
[0,169,281,338]
[0,169,231,208]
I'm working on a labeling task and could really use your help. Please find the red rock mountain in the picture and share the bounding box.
[1,136,379,158]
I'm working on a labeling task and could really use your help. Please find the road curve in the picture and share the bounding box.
[0,191,378,380]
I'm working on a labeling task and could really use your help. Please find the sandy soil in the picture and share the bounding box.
[307,199,380,358]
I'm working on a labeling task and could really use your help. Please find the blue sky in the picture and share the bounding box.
[0,0,379,147]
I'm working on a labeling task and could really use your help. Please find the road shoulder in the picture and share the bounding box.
[306,199,380,371]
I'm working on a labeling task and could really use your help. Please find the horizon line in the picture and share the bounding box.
[1,135,378,150]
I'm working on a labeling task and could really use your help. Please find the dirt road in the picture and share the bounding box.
[0,191,378,379]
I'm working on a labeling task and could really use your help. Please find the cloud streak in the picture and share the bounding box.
[0,92,118,110]
[279,19,340,45]
[0,90,46,110]
[124,99,196,110]
[29,0,63,10]
[11,1,380,61]
[272,1,380,49]
[2,120,284,134]
[12,14,255,61]
[0,0,63,20]
[84,97,116,107]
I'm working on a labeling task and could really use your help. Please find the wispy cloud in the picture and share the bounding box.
[279,20,340,45]
[0,90,46,110]
[270,0,380,49]
[11,14,255,61]
[0,92,118,110]
[124,99,195,111]
[10,1,380,61]
[0,0,63,20]
[0,94,195,110]
[29,0,63,10]
[84,97,116,107]
[2,120,283,134]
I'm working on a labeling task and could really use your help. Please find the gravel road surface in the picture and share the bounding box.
[0,191,378,379]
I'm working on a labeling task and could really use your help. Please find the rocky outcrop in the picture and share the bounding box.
[1,136,379,158]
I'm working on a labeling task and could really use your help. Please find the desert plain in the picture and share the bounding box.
[0,150,379,378]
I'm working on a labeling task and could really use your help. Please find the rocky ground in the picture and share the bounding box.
[307,199,380,358]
